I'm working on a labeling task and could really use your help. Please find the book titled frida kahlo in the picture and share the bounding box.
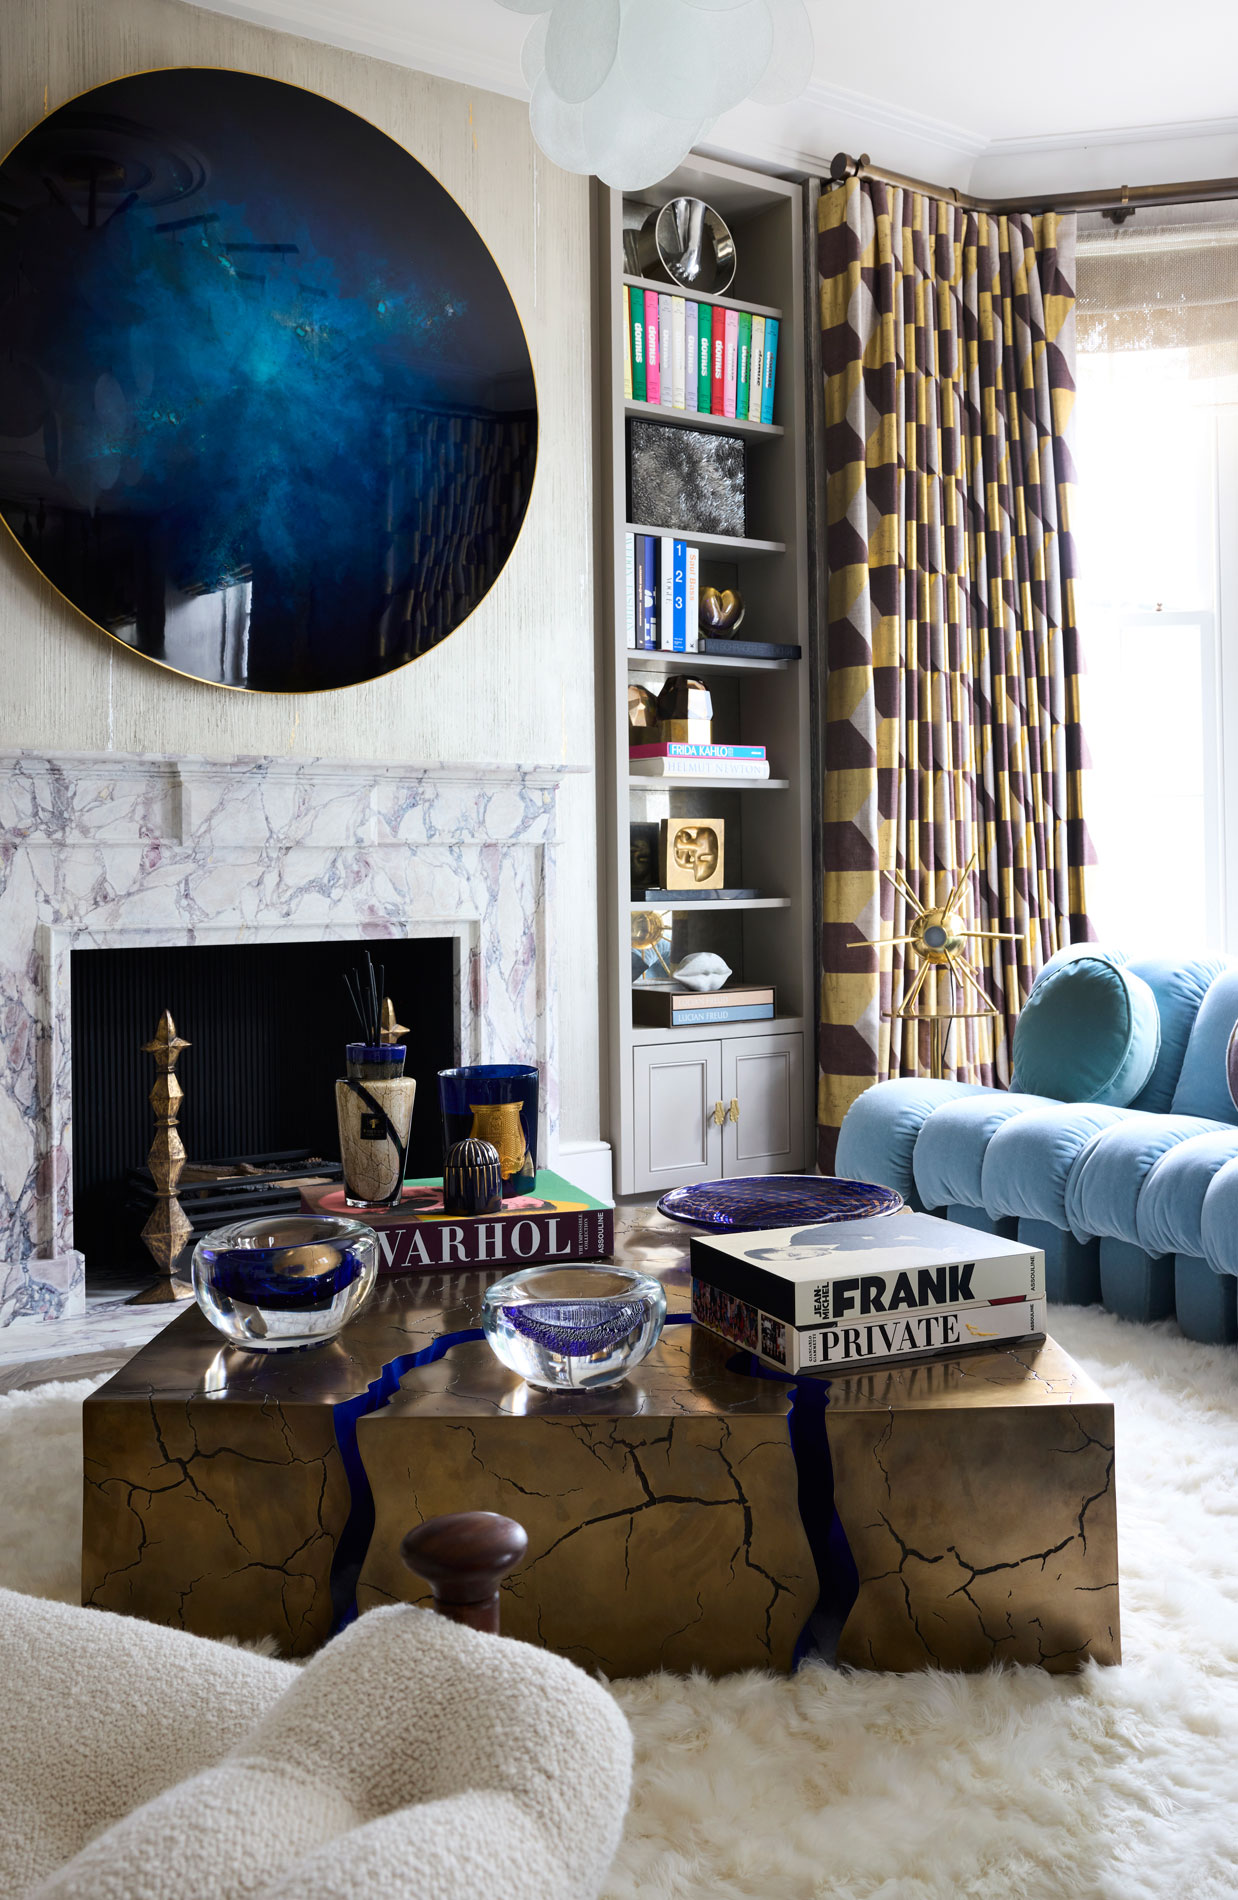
[300,1171,613,1274]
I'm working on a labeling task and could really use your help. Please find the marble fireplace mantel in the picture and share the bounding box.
[0,749,577,1328]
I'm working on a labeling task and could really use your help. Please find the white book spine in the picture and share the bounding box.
[629,756,770,778]
[624,532,636,649]
[748,315,766,422]
[659,295,672,408]
[671,296,686,409]
[685,302,699,413]
[692,1284,1045,1375]
[685,544,700,652]
[659,534,675,650]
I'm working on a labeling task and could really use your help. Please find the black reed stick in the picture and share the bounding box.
[343,950,386,1045]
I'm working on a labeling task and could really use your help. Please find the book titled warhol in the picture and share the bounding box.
[688,1208,1041,1327]
[300,1170,614,1274]
[692,1277,1046,1374]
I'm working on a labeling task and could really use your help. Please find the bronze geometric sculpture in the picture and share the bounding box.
[133,1009,195,1303]
[850,850,1022,1078]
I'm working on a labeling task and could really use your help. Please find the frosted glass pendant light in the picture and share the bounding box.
[497,0,814,189]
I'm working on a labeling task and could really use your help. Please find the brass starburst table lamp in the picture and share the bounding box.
[849,852,1022,1079]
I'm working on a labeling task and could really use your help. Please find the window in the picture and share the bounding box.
[1075,216,1238,955]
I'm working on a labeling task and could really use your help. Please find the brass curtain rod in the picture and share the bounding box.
[829,151,1238,218]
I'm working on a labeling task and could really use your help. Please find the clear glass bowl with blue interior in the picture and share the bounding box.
[192,1214,378,1351]
[482,1264,666,1391]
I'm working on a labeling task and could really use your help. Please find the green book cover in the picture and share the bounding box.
[736,311,752,421]
[697,303,712,411]
[630,288,647,402]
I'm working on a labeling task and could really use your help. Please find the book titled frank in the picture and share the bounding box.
[692,1277,1045,1374]
[688,1208,1042,1327]
[300,1170,614,1274]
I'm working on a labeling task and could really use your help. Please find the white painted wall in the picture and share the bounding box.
[0,0,605,1154]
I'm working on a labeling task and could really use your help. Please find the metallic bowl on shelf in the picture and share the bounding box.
[633,197,737,296]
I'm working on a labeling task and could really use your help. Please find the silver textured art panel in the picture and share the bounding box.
[628,422,746,537]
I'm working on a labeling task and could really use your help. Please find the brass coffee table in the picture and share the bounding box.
[83,1215,1120,1675]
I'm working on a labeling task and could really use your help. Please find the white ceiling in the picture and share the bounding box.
[187,0,1238,194]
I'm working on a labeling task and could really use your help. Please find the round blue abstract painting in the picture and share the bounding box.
[0,69,537,691]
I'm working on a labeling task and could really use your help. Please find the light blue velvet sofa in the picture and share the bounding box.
[836,947,1238,1344]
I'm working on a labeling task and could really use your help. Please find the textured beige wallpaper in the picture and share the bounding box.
[0,0,603,1146]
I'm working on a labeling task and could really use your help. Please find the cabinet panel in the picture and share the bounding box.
[631,1040,722,1193]
[721,1033,804,1176]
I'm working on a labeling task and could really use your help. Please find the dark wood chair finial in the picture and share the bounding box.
[401,1511,528,1635]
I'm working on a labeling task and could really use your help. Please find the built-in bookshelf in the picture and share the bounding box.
[596,155,813,1196]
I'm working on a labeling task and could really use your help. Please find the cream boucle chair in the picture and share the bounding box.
[0,1513,631,1900]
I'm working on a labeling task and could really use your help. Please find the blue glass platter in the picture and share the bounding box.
[657,1174,903,1232]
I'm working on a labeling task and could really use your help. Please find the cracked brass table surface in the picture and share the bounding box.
[82,1208,1119,1673]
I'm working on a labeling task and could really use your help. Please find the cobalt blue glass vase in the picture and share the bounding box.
[192,1214,378,1351]
[437,1064,539,1198]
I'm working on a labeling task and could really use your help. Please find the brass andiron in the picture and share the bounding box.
[132,1009,196,1303]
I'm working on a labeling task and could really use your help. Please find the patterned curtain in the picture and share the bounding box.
[814,175,1093,1172]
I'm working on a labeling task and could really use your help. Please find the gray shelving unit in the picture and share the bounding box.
[595,155,814,1197]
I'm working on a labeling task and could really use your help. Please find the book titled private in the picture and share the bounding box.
[689,1209,1042,1328]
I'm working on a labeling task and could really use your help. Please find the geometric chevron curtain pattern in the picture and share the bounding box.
[814,176,1093,1171]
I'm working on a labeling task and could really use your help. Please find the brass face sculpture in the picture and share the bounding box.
[661,817,725,891]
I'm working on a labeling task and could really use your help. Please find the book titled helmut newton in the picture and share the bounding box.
[689,1210,1044,1373]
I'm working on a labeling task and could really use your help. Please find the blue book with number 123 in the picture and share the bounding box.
[672,539,687,650]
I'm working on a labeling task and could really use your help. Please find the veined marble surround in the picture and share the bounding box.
[0,750,573,1329]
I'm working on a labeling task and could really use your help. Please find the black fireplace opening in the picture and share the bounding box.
[71,937,456,1277]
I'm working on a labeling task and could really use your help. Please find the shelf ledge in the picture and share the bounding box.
[626,523,785,560]
[624,400,783,440]
[629,776,791,792]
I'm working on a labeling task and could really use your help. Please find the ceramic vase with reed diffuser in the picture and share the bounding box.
[335,953,416,1209]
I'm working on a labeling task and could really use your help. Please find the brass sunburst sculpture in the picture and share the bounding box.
[849,851,1022,1077]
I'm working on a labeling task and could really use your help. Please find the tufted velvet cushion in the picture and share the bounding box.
[1011,956,1160,1107]
[1171,969,1238,1124]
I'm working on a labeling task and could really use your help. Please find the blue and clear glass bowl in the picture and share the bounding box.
[192,1215,378,1352]
[482,1264,666,1391]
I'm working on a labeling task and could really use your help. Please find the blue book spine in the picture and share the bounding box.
[672,539,687,651]
[673,1004,776,1025]
[638,535,658,650]
[761,318,779,425]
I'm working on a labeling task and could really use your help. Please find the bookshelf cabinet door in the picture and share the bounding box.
[631,1040,723,1193]
[721,1033,805,1177]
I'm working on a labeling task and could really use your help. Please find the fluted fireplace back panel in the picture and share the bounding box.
[71,937,455,1272]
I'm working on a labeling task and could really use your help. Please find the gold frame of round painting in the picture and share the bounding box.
[0,65,540,696]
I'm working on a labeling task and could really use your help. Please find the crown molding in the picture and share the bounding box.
[183,0,529,98]
[983,111,1238,160]
[796,79,988,159]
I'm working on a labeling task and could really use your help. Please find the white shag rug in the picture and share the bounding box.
[5,1306,1237,1900]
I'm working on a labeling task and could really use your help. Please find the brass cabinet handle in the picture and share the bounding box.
[728,1097,740,1123]
[712,1099,726,1126]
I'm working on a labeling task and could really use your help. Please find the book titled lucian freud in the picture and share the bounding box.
[688,1209,1042,1329]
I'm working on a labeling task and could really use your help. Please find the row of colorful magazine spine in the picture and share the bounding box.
[623,286,779,424]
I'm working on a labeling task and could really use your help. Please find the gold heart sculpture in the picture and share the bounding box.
[698,586,745,633]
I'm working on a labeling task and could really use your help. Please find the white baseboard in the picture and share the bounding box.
[554,1140,614,1204]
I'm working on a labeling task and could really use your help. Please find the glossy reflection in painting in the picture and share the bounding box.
[0,69,537,691]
